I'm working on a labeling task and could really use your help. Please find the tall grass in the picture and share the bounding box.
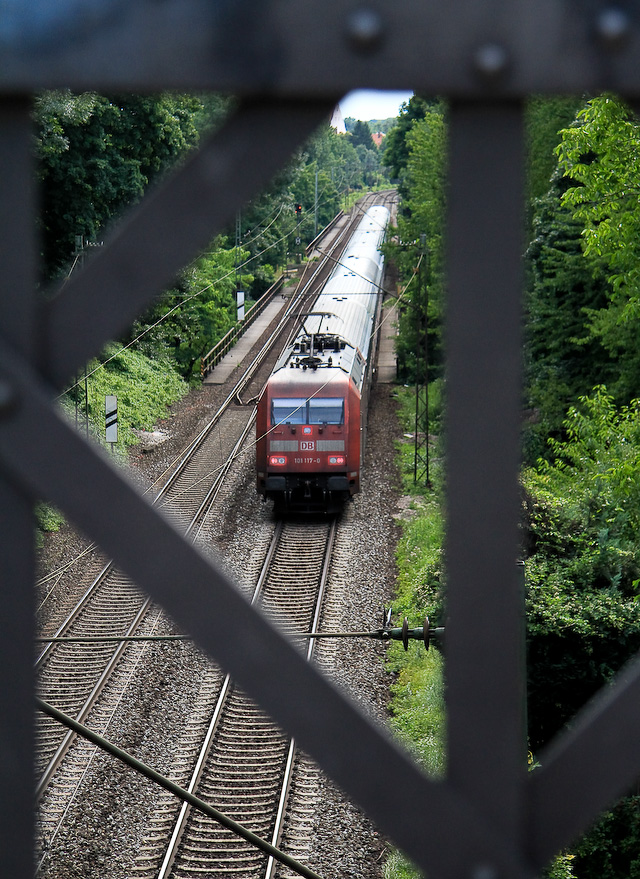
[64,343,188,451]
[384,387,445,879]
[38,345,188,538]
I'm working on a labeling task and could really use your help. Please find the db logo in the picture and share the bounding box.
[300,441,315,451]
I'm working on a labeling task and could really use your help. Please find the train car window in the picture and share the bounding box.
[272,398,306,425]
[308,398,344,425]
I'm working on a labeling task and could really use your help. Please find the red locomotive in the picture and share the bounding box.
[256,205,390,512]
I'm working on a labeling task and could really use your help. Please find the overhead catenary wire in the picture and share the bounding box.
[58,184,351,402]
[57,199,300,400]
[39,198,398,583]
[154,205,408,511]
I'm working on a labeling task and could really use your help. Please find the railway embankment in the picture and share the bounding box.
[36,325,412,879]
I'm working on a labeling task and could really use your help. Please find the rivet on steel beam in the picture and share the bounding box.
[0,379,17,416]
[596,7,631,47]
[345,7,384,52]
[471,866,498,879]
[473,43,510,79]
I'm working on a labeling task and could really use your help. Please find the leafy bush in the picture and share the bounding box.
[572,796,640,878]
[524,387,640,748]
[524,386,640,876]
[35,501,65,547]
[65,342,188,450]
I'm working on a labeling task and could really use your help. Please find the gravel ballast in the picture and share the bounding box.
[36,362,407,879]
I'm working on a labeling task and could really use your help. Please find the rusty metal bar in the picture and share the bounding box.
[445,102,527,854]
[36,698,324,879]
[0,97,36,879]
[0,5,640,878]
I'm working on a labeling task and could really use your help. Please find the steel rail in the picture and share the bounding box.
[35,593,154,799]
[38,401,257,801]
[35,559,112,667]
[155,519,337,879]
[36,697,323,879]
[264,520,337,879]
[153,207,362,500]
[37,198,356,668]
[155,520,284,879]
[35,198,373,854]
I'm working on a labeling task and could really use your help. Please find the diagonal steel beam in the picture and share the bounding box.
[528,652,640,868]
[42,99,335,389]
[0,337,530,879]
[0,97,36,879]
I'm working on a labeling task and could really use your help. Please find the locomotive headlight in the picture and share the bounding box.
[269,455,287,466]
[328,455,346,466]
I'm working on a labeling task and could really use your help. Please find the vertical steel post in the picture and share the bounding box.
[0,97,36,878]
[445,102,527,855]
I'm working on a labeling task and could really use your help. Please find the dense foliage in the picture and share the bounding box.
[523,388,640,749]
[65,342,188,450]
[524,170,614,460]
[36,91,209,279]
[556,96,640,401]
[37,90,391,393]
[525,94,640,456]
[386,94,640,879]
[383,100,446,388]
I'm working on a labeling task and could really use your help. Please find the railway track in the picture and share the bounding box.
[35,196,389,871]
[132,519,337,879]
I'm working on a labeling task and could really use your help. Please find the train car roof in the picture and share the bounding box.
[269,204,389,390]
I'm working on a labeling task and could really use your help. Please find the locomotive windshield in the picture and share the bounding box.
[308,397,344,424]
[271,397,344,425]
[271,398,306,424]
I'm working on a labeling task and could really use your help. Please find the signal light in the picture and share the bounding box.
[295,203,302,215]
[269,455,287,466]
[328,456,346,466]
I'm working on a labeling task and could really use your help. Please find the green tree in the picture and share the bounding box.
[523,387,640,878]
[525,96,584,207]
[367,117,397,136]
[382,95,430,183]
[35,90,201,278]
[524,387,640,748]
[349,118,375,150]
[126,239,248,379]
[554,95,640,399]
[524,168,614,461]
[392,104,447,384]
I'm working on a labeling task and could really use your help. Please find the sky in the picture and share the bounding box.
[338,89,413,121]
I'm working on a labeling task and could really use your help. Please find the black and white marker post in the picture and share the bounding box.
[105,395,117,453]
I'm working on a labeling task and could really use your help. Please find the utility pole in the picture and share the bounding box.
[234,209,241,292]
[314,168,318,238]
[234,210,245,320]
[414,233,430,488]
[73,235,90,440]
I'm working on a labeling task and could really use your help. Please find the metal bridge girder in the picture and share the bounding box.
[0,0,639,97]
[2,4,640,879]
